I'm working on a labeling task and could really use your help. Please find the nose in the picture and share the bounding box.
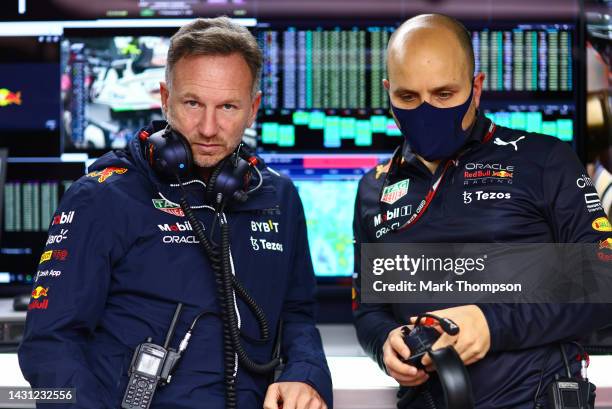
[197,107,219,138]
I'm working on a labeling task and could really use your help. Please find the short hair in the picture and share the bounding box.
[165,17,262,96]
[389,13,475,79]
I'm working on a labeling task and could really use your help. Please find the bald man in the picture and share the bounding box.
[352,14,612,409]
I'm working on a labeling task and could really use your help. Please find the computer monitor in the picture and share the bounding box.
[254,20,581,153]
[0,0,258,20]
[0,158,86,296]
[0,149,7,244]
[60,19,582,157]
[60,28,173,156]
[0,36,61,156]
[262,153,388,281]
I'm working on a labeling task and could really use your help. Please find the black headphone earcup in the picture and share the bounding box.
[145,129,193,181]
[206,153,252,207]
[429,347,474,409]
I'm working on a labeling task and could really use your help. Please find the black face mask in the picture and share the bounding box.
[391,86,474,161]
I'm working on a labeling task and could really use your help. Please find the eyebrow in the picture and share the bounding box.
[394,84,462,94]
[180,92,242,104]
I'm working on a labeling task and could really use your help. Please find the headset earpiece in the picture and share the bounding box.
[205,147,254,206]
[143,127,193,181]
[143,127,260,207]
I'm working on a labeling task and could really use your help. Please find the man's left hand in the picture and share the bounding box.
[263,381,327,409]
[411,305,491,371]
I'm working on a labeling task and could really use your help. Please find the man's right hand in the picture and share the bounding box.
[382,326,429,386]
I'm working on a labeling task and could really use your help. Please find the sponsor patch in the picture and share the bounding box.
[46,229,69,245]
[152,198,185,217]
[52,211,75,226]
[373,205,412,227]
[29,286,50,310]
[380,179,409,205]
[251,220,279,233]
[576,174,594,189]
[493,136,525,151]
[0,88,22,106]
[87,167,128,183]
[34,269,62,282]
[584,193,604,213]
[250,236,283,252]
[39,249,68,264]
[592,217,612,232]
[599,238,612,251]
[464,163,515,185]
[463,191,511,204]
[158,221,193,232]
[375,161,391,180]
[31,286,49,299]
[162,235,200,244]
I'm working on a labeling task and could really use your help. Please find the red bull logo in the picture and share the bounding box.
[31,286,49,299]
[0,88,22,106]
[599,238,612,251]
[375,160,391,180]
[28,299,48,310]
[87,167,128,183]
[492,171,513,178]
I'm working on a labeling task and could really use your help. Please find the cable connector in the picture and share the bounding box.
[179,332,192,353]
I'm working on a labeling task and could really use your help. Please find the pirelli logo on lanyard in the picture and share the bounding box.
[399,161,452,231]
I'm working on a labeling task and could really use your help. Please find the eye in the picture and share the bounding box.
[438,91,453,99]
[400,94,416,102]
[185,100,199,108]
[222,104,236,111]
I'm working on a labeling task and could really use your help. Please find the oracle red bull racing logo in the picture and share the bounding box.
[464,163,515,185]
[87,167,127,183]
[29,286,49,310]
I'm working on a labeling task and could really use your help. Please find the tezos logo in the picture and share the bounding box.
[463,191,511,204]
[250,236,283,252]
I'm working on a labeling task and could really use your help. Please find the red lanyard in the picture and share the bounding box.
[393,122,497,232]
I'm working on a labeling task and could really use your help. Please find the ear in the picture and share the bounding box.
[472,72,485,109]
[247,91,262,127]
[383,78,390,91]
[160,81,169,116]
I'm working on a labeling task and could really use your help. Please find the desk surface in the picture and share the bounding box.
[1,324,611,409]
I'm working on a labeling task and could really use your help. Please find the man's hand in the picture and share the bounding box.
[263,382,327,409]
[412,305,491,371]
[382,326,429,387]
